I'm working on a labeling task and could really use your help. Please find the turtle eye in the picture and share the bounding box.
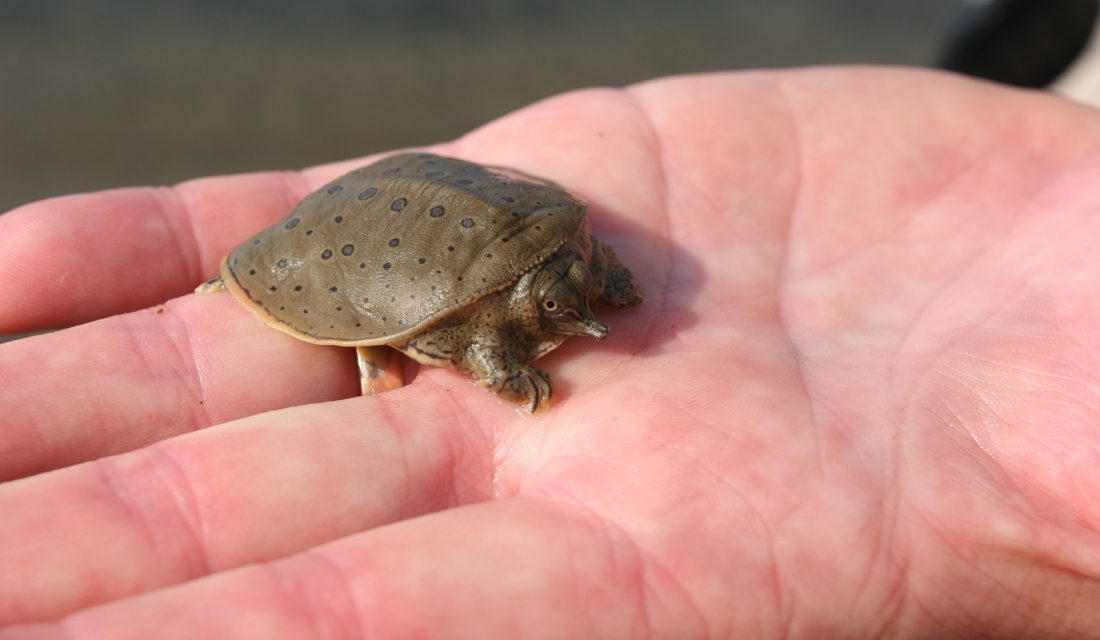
[542,299,559,312]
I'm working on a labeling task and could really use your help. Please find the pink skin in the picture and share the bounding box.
[2,67,1100,637]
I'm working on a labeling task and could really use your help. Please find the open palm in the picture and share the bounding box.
[3,67,1100,638]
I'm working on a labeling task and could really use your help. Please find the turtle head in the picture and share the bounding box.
[535,250,608,340]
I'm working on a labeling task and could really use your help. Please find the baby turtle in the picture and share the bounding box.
[198,153,643,414]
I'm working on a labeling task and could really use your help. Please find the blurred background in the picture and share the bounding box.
[0,0,975,214]
[1,0,1099,213]
[3,0,1100,343]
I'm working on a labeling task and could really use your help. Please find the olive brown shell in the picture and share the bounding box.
[219,153,586,345]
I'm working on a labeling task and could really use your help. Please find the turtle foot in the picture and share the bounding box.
[593,238,643,308]
[482,363,552,415]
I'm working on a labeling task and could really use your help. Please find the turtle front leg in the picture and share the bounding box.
[591,237,644,308]
[465,343,552,415]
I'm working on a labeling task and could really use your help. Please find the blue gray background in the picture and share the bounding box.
[1,1,962,213]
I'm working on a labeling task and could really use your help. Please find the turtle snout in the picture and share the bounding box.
[549,311,609,340]
[584,319,609,340]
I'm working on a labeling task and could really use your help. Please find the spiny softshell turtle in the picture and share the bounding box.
[198,153,643,414]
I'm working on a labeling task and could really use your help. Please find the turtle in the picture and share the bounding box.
[198,152,643,414]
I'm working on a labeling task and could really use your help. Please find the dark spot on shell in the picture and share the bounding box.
[388,238,400,247]
[303,309,309,314]
[334,215,343,223]
[391,198,407,212]
[382,316,388,321]
[327,184,343,194]
[269,285,277,291]
[481,277,487,283]
[294,285,303,292]
[321,249,333,260]
[249,269,256,275]
[279,306,285,311]
[329,286,338,293]
[329,325,334,329]
[457,276,464,281]
[306,229,314,236]
[447,246,455,252]
[359,262,366,269]
[383,262,392,270]
[342,244,355,256]
[456,178,473,185]
[535,225,542,231]
[430,206,445,217]
[336,306,343,311]
[355,322,361,327]
[363,297,370,303]
[461,218,475,228]
[358,187,378,200]
[501,196,515,203]
[485,253,493,258]
[277,259,288,268]
[398,320,405,325]
[418,257,427,264]
[253,238,261,245]
[285,218,300,229]
[501,237,509,243]
[410,294,416,299]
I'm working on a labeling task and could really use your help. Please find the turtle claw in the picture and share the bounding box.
[485,363,553,415]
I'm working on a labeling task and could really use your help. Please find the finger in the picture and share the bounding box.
[0,174,298,333]
[0,390,487,625]
[11,498,663,638]
[0,292,359,480]
[0,156,401,334]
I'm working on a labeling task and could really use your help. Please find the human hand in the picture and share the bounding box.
[3,67,1100,638]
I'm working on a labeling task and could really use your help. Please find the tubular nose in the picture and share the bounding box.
[585,319,609,340]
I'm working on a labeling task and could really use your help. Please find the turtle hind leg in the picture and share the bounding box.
[356,346,404,395]
[593,238,644,308]
[195,276,225,294]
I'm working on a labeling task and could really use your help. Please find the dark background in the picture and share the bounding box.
[1,0,964,214]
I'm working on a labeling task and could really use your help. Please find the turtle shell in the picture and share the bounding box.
[220,153,587,345]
